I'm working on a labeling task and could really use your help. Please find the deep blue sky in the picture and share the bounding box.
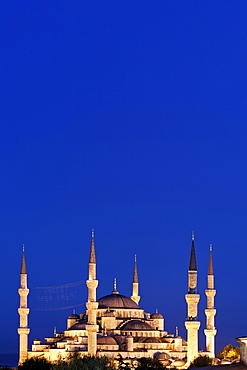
[1,0,247,356]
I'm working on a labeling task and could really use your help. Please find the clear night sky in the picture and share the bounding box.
[1,0,247,357]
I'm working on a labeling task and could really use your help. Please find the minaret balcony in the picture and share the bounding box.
[185,294,200,304]
[17,328,30,335]
[86,302,99,310]
[18,308,30,315]
[205,289,216,297]
[18,288,29,296]
[204,308,216,316]
[184,320,200,330]
[204,329,217,336]
[86,280,98,289]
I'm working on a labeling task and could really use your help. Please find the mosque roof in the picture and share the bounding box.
[98,294,140,309]
[120,320,154,331]
[97,335,117,345]
[154,352,171,360]
[143,337,161,343]
[68,320,87,330]
[68,313,80,319]
[151,312,164,319]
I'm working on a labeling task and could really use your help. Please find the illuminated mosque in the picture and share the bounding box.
[18,231,216,367]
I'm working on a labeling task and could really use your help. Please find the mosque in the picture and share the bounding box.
[18,231,217,367]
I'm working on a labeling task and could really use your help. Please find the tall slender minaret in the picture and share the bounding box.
[130,255,140,305]
[185,232,201,364]
[18,245,30,365]
[86,230,99,355]
[204,245,217,357]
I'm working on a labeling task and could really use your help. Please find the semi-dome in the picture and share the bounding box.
[144,337,161,343]
[68,320,87,330]
[98,294,140,309]
[97,335,117,345]
[172,359,186,367]
[154,352,171,360]
[121,320,154,331]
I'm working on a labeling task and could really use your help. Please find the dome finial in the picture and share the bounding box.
[192,231,194,241]
[112,278,119,294]
[210,244,212,252]
[92,229,94,238]
[22,244,25,253]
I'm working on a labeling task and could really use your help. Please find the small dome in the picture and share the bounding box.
[161,337,174,343]
[160,360,172,366]
[172,359,186,367]
[154,352,171,360]
[58,337,73,343]
[97,335,117,345]
[151,312,164,319]
[33,338,40,342]
[69,320,87,330]
[144,337,161,343]
[121,320,154,331]
[98,294,140,309]
[220,359,232,365]
[68,313,80,319]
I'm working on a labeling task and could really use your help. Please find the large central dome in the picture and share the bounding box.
[98,293,140,309]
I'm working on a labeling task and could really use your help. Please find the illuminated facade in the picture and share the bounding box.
[18,231,216,367]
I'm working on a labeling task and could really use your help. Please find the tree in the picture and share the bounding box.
[53,353,115,370]
[218,344,240,360]
[135,357,165,370]
[18,358,52,370]
[189,355,212,368]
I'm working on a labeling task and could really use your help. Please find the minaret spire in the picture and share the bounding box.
[86,229,99,355]
[130,255,140,305]
[204,244,217,357]
[189,231,197,271]
[20,244,27,274]
[208,244,214,275]
[18,246,30,365]
[185,232,200,365]
[89,229,96,264]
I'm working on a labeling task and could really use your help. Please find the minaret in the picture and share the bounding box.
[86,230,99,355]
[130,255,140,305]
[204,245,217,357]
[185,232,201,364]
[18,245,30,365]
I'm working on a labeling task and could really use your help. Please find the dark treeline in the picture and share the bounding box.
[14,354,166,370]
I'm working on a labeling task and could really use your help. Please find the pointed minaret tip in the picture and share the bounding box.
[89,229,96,263]
[192,231,194,241]
[189,232,197,271]
[20,245,27,274]
[208,244,214,275]
[133,254,138,283]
